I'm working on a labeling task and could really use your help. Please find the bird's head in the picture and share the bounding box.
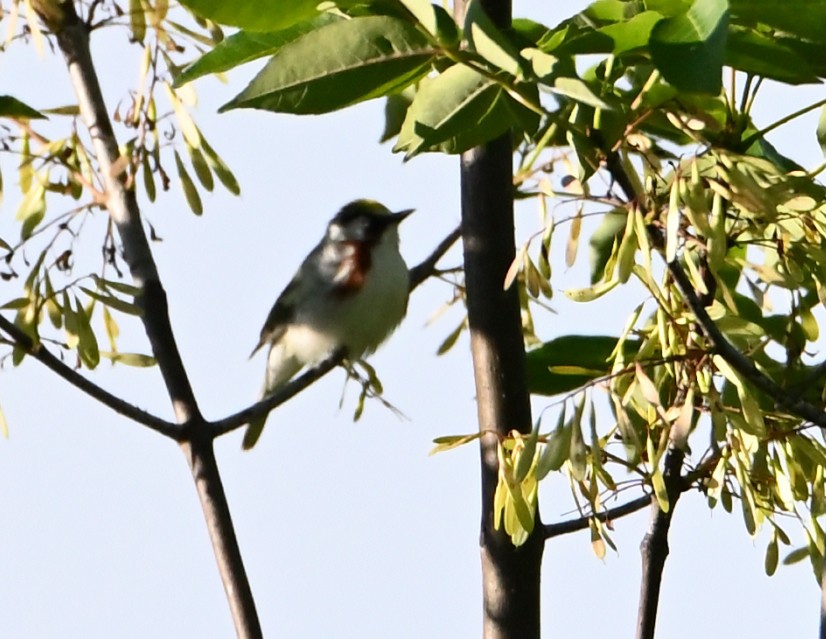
[327,199,413,244]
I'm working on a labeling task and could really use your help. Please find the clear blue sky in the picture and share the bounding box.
[0,1,820,636]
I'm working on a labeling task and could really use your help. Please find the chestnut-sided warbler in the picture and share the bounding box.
[243,199,413,449]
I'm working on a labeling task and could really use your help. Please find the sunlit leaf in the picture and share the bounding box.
[429,432,483,455]
[176,14,342,86]
[536,407,570,478]
[221,16,433,115]
[177,0,321,32]
[100,352,157,367]
[0,95,46,119]
[174,150,203,215]
[649,0,728,94]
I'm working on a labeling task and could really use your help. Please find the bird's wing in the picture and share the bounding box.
[249,241,327,357]
[249,278,298,357]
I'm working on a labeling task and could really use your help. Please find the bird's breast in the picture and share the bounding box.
[289,237,409,361]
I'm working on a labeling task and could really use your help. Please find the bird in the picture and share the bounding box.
[243,199,413,449]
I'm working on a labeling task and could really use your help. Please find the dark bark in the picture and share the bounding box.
[462,125,544,639]
[454,0,544,630]
[635,447,686,639]
[821,556,826,639]
[543,494,651,538]
[183,433,261,639]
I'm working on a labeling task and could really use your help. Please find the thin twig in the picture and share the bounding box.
[0,314,177,437]
[665,257,826,428]
[542,494,651,538]
[636,446,686,639]
[409,225,461,292]
[210,350,344,437]
[603,150,826,429]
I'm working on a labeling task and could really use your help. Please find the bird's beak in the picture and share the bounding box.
[393,208,415,223]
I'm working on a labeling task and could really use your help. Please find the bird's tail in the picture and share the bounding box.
[243,414,267,450]
[243,345,303,450]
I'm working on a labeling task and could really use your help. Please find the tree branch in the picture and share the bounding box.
[603,150,826,428]
[664,258,826,427]
[636,446,686,639]
[182,434,261,639]
[41,0,200,425]
[820,556,826,639]
[35,4,261,637]
[210,350,344,437]
[542,494,651,538]
[0,314,178,438]
[454,0,542,633]
[409,226,461,291]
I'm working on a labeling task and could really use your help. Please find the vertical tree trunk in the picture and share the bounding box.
[460,138,544,639]
[635,447,685,639]
[454,1,544,633]
[820,556,826,639]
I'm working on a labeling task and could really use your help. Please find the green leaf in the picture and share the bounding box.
[394,64,536,158]
[725,26,819,84]
[514,429,538,483]
[550,77,610,109]
[16,181,46,241]
[649,0,728,94]
[713,354,766,436]
[187,144,214,191]
[100,352,157,367]
[436,319,466,355]
[526,334,641,396]
[818,105,826,159]
[398,0,459,45]
[380,86,416,143]
[1,298,31,310]
[200,134,241,195]
[598,10,664,53]
[141,151,156,202]
[729,0,826,44]
[220,16,433,115]
[429,432,482,454]
[569,395,587,482]
[74,297,100,369]
[465,0,524,76]
[589,210,626,283]
[783,545,810,566]
[129,0,146,42]
[765,533,779,576]
[175,14,342,86]
[177,0,320,32]
[0,96,47,119]
[564,278,619,302]
[80,287,142,316]
[536,408,571,478]
[174,151,203,215]
[651,466,670,512]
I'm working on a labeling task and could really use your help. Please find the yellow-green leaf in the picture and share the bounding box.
[429,432,482,455]
[566,205,583,267]
[80,287,142,316]
[765,533,779,576]
[0,402,7,438]
[100,352,156,367]
[651,466,670,513]
[564,278,619,302]
[174,150,203,215]
[187,143,214,191]
[536,407,570,478]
